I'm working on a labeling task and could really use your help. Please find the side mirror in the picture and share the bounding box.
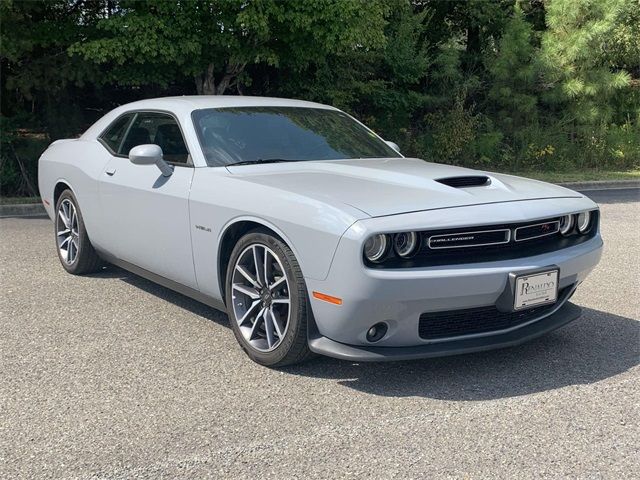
[128,144,173,177]
[385,140,401,154]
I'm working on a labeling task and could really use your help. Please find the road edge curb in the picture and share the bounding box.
[557,180,640,191]
[0,203,47,217]
[1,180,638,218]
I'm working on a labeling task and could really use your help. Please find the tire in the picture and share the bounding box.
[54,189,102,275]
[225,229,313,367]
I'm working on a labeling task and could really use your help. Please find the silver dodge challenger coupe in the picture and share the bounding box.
[38,96,603,366]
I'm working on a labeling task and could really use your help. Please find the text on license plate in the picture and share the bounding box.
[514,269,559,310]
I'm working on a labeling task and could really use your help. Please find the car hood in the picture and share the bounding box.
[227,158,583,217]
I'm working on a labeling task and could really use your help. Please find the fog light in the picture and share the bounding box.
[366,322,388,342]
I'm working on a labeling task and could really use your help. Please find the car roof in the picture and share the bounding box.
[117,95,337,111]
[81,95,339,140]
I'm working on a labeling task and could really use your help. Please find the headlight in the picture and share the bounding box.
[559,214,573,235]
[364,234,389,262]
[577,211,592,233]
[393,232,419,257]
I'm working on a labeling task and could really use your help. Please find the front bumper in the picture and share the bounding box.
[308,301,582,361]
[305,199,603,360]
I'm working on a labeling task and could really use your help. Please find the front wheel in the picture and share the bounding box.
[54,190,102,274]
[225,230,313,367]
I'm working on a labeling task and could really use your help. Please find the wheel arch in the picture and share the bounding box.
[217,217,298,302]
[53,180,74,207]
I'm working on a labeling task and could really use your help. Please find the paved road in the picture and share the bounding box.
[1,190,638,479]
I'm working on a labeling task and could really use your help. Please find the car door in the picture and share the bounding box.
[98,111,197,289]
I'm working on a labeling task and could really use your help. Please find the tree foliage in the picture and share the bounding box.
[70,0,389,94]
[1,0,638,197]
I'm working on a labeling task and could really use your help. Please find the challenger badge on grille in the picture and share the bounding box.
[428,229,511,249]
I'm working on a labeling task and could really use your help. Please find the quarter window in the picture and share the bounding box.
[100,113,134,153]
[119,112,189,164]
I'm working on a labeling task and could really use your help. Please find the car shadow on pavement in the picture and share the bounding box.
[285,307,639,400]
[96,266,638,401]
[94,265,231,327]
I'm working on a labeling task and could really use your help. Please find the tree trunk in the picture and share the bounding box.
[194,63,216,95]
[193,62,246,95]
[10,142,38,197]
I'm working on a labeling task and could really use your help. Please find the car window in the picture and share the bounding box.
[119,112,189,164]
[191,107,400,167]
[100,113,134,153]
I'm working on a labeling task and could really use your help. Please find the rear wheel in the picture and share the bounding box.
[54,190,102,274]
[225,230,313,367]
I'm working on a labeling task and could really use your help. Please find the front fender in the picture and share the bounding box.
[189,168,366,301]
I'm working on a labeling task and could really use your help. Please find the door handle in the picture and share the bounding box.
[105,168,116,176]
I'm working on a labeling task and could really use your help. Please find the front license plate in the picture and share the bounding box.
[514,269,559,310]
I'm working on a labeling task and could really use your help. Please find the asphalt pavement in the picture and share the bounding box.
[1,188,638,479]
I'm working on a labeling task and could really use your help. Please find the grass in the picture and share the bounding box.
[499,169,640,184]
[0,196,41,205]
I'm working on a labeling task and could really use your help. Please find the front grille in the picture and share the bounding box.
[514,221,560,241]
[366,211,599,268]
[418,287,572,340]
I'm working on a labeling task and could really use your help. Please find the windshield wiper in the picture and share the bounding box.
[227,158,300,166]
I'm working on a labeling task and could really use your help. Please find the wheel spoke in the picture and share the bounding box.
[268,307,284,339]
[232,283,260,300]
[58,209,69,229]
[71,210,78,235]
[272,298,290,305]
[249,308,266,339]
[263,309,275,348]
[236,265,260,288]
[264,249,272,287]
[63,201,71,224]
[59,236,71,249]
[252,245,267,286]
[66,240,73,262]
[237,300,260,326]
[57,228,70,237]
[269,275,286,292]
[71,238,79,261]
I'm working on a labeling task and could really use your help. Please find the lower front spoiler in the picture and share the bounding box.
[308,302,582,362]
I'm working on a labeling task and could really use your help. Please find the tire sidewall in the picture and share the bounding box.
[225,231,306,366]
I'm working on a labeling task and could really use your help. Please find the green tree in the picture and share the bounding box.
[539,0,639,168]
[0,0,105,103]
[71,0,389,95]
[541,0,633,124]
[486,3,540,163]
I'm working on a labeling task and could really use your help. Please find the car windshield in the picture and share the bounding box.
[191,106,400,167]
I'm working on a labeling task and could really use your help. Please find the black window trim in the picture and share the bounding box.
[98,109,193,167]
[97,112,134,156]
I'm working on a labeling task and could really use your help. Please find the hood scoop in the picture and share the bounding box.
[435,175,491,188]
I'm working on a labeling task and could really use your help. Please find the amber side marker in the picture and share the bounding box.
[312,291,343,305]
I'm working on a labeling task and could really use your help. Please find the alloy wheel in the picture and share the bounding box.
[231,244,291,352]
[56,198,79,265]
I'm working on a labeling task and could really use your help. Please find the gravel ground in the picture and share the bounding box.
[1,189,638,479]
